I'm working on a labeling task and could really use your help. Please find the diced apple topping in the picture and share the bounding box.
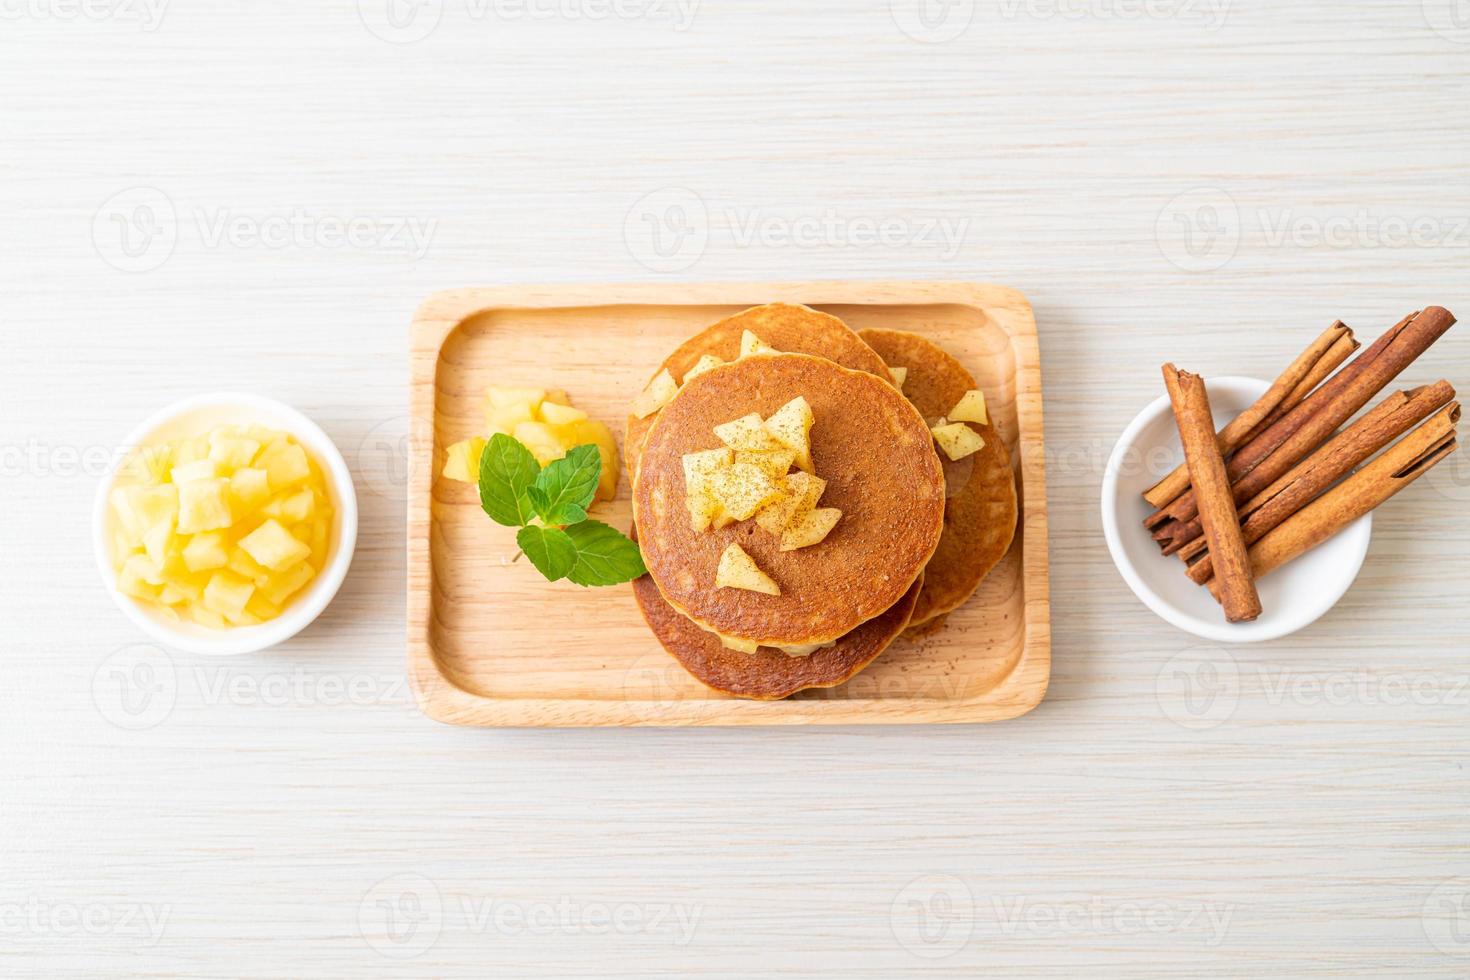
[715,543,780,596]
[710,462,786,521]
[712,413,781,451]
[452,385,620,502]
[538,402,588,426]
[948,389,989,426]
[761,396,814,472]
[682,447,734,532]
[442,437,487,483]
[733,448,796,481]
[682,354,725,383]
[487,386,547,410]
[753,471,826,537]
[888,366,908,390]
[107,425,334,629]
[779,507,842,552]
[931,421,986,461]
[630,368,679,419]
[739,330,779,358]
[718,633,760,654]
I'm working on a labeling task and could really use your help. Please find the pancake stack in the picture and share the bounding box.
[628,304,1018,699]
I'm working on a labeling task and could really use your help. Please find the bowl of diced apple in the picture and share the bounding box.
[93,393,358,656]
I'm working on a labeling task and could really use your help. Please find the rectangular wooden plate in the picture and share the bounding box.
[408,282,1049,726]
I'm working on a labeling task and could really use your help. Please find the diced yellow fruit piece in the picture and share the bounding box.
[227,546,272,587]
[441,437,487,483]
[682,354,725,384]
[538,401,587,425]
[228,467,272,512]
[239,519,311,572]
[177,478,233,534]
[182,531,230,572]
[630,369,678,420]
[779,507,842,552]
[308,518,330,567]
[123,443,173,485]
[889,366,908,390]
[259,561,315,606]
[543,389,570,406]
[931,421,985,461]
[224,608,262,627]
[713,413,781,451]
[142,523,178,567]
[734,449,795,481]
[715,543,780,596]
[710,462,786,521]
[190,605,228,629]
[118,555,164,600]
[207,431,261,469]
[257,441,312,489]
[174,436,209,466]
[739,330,778,358]
[711,512,736,530]
[202,570,255,620]
[160,567,210,602]
[719,633,760,654]
[244,593,281,622]
[754,471,827,537]
[486,386,547,410]
[948,389,989,426]
[170,459,216,484]
[685,489,727,533]
[486,401,535,434]
[110,484,179,546]
[262,488,315,524]
[762,396,815,472]
[681,448,733,531]
[558,418,620,502]
[158,585,189,606]
[512,421,565,466]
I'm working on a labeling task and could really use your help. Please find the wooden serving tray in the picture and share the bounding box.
[408,283,1049,727]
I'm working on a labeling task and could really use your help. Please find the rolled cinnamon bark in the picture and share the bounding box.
[1182,382,1457,583]
[1148,306,1457,554]
[1162,364,1261,623]
[1205,403,1460,599]
[1142,322,1356,509]
[1240,330,1361,443]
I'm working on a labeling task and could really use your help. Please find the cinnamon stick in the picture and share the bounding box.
[1142,322,1356,508]
[1206,403,1460,598]
[1182,382,1457,583]
[1162,364,1261,623]
[1147,306,1457,554]
[1239,330,1361,444]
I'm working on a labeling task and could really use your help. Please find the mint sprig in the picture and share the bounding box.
[478,433,645,587]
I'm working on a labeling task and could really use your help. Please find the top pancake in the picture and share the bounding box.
[857,328,1018,627]
[625,303,891,482]
[633,352,944,648]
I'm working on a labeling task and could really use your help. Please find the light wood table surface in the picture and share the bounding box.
[3,2,1467,976]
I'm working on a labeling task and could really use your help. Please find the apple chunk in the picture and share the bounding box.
[948,389,989,426]
[753,471,826,537]
[713,413,781,452]
[761,397,814,472]
[779,507,842,552]
[888,366,908,391]
[709,462,786,521]
[630,369,679,419]
[715,543,780,596]
[681,447,734,532]
[733,448,795,481]
[682,354,725,383]
[739,330,778,358]
[931,421,985,461]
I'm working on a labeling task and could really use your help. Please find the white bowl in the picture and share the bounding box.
[93,393,358,656]
[1101,376,1371,643]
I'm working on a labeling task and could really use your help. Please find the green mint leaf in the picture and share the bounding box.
[528,444,601,525]
[563,520,647,587]
[479,433,540,527]
[516,525,577,582]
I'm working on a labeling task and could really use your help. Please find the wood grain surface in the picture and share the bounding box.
[2,1,1468,976]
[408,282,1048,726]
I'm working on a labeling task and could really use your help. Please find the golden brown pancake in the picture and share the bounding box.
[634,352,944,647]
[858,329,1018,628]
[632,555,921,700]
[625,303,891,482]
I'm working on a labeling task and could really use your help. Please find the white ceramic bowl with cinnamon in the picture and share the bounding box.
[1101,377,1372,644]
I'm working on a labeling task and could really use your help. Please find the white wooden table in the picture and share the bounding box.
[3,2,1468,976]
